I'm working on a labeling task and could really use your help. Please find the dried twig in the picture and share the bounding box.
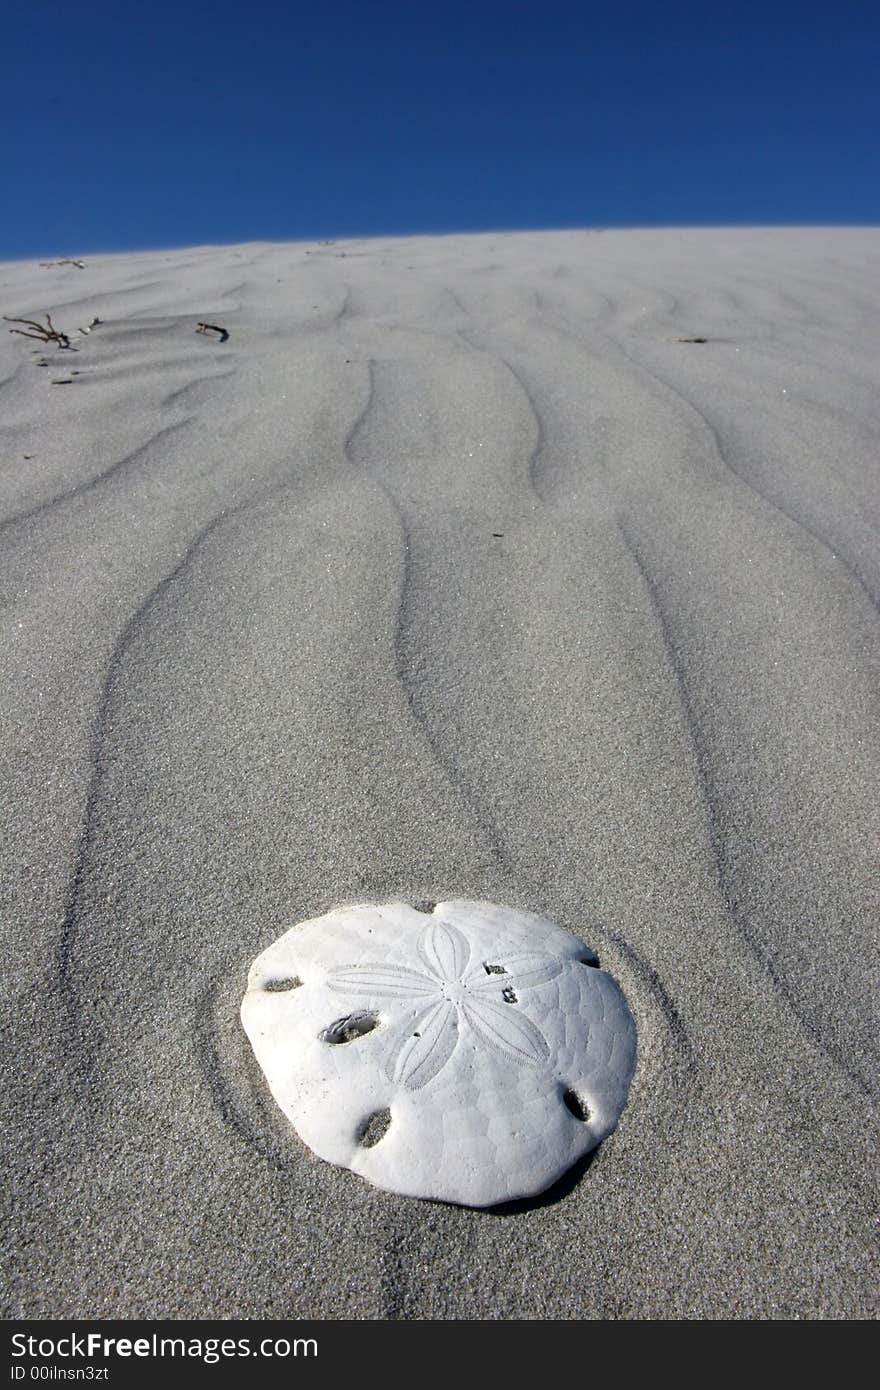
[675,336,708,344]
[40,259,85,269]
[4,314,72,348]
[78,316,102,336]
[195,321,229,343]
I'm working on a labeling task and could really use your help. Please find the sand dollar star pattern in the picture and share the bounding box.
[325,919,564,1088]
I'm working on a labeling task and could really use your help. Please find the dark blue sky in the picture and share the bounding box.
[3,0,878,258]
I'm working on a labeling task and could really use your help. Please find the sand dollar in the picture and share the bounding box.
[241,900,637,1207]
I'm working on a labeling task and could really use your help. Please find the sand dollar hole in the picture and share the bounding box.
[358,1108,392,1149]
[241,900,637,1206]
[562,1089,592,1122]
[320,1011,381,1045]
[264,976,302,992]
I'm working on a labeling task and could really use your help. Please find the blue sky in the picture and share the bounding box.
[3,0,878,257]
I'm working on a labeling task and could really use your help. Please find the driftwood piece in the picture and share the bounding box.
[40,259,85,269]
[4,315,72,348]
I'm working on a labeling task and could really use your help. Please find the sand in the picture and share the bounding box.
[1,227,877,1319]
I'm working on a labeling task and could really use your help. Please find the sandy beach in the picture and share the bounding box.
[1,226,877,1319]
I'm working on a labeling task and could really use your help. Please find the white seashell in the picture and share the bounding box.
[241,900,637,1207]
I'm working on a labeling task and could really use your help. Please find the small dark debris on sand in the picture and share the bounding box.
[196,321,230,343]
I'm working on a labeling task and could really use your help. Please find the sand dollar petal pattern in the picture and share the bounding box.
[418,918,471,980]
[459,994,551,1066]
[387,998,461,1089]
[466,952,564,992]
